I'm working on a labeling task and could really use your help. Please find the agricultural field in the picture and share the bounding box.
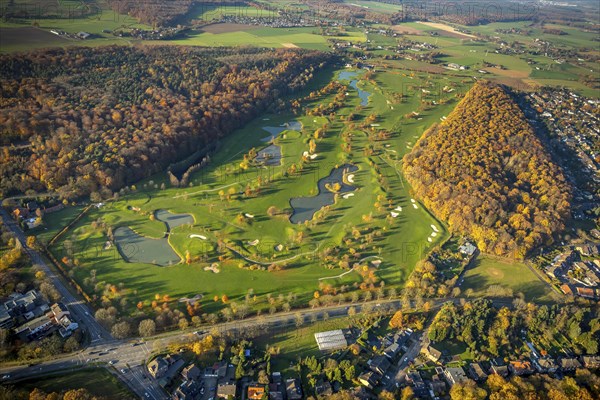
[461,256,556,302]
[0,0,150,52]
[43,67,463,318]
[165,26,333,51]
[342,0,402,14]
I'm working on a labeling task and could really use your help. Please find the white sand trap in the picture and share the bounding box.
[406,146,412,149]
[262,118,270,121]
[244,213,254,218]
[395,206,402,212]
[412,203,418,209]
[303,151,309,157]
[431,224,439,232]
[342,193,355,199]
[247,239,259,246]
[189,234,207,240]
[391,212,399,218]
[310,154,318,160]
[431,232,438,237]
[371,260,382,267]
[411,199,416,203]
[427,237,433,242]
[347,174,355,183]
[313,119,317,122]
[391,106,394,110]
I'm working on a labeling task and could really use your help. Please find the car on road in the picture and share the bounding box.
[84,311,89,315]
[1,374,10,380]
[108,360,115,365]
[144,393,150,398]
[120,368,127,373]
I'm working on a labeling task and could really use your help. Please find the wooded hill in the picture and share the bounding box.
[403,81,571,258]
[0,45,333,200]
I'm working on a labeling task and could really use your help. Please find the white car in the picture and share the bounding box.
[144,393,150,398]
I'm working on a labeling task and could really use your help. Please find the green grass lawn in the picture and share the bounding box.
[43,68,456,317]
[461,255,554,302]
[253,317,355,374]
[34,205,86,244]
[16,368,133,399]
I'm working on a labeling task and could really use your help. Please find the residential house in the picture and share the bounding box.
[383,343,401,360]
[509,361,534,376]
[534,357,558,374]
[582,355,600,369]
[148,357,170,379]
[368,355,391,375]
[172,380,201,400]
[181,364,201,381]
[16,315,55,340]
[491,363,509,377]
[358,371,380,389]
[246,385,265,400]
[429,375,447,397]
[468,362,488,381]
[560,357,582,371]
[269,383,283,400]
[422,344,443,363]
[458,242,477,256]
[443,367,468,387]
[576,245,599,256]
[286,379,303,400]
[560,284,574,296]
[314,380,333,396]
[216,383,236,399]
[406,372,428,398]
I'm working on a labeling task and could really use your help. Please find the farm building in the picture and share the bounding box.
[314,329,348,351]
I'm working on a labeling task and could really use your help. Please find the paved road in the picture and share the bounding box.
[0,300,403,399]
[0,208,111,344]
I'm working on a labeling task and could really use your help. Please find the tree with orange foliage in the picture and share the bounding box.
[389,310,404,329]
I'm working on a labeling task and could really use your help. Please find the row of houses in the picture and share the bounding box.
[159,354,304,400]
[544,248,600,299]
[358,330,412,389]
[16,302,78,341]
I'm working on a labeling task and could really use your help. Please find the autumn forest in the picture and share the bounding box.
[403,81,572,259]
[0,46,333,200]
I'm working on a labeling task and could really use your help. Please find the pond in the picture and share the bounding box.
[154,209,194,231]
[289,164,358,224]
[114,210,194,266]
[260,120,302,142]
[114,226,180,266]
[255,144,282,166]
[338,70,370,106]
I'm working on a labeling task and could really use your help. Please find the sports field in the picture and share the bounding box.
[44,68,461,316]
[461,256,555,302]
